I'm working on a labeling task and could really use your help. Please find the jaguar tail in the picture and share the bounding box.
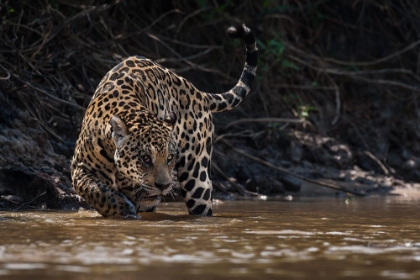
[206,24,258,113]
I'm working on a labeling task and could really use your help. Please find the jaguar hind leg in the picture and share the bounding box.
[176,128,214,216]
[178,167,213,216]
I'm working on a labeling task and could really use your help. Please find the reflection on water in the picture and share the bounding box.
[0,196,419,279]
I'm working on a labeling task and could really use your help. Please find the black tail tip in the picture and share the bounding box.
[226,23,251,39]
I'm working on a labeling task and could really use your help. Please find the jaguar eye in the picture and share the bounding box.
[141,155,152,165]
[167,154,175,163]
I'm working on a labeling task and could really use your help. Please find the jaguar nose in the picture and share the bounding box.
[155,183,171,191]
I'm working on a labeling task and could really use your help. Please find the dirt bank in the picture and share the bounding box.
[1,1,419,210]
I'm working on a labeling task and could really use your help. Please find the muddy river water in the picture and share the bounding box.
[0,196,419,279]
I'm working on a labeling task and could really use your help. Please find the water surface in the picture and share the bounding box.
[0,196,419,279]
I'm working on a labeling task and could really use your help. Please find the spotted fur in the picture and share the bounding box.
[71,24,257,217]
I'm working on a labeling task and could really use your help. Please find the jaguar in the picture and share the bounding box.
[71,24,257,217]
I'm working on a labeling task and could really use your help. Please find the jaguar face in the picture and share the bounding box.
[110,112,178,204]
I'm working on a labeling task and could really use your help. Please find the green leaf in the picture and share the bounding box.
[256,39,266,50]
[197,0,206,9]
[282,59,300,70]
[215,0,233,13]
[267,39,285,56]
[263,0,271,8]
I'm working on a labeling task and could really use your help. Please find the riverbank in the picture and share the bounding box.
[1,1,419,211]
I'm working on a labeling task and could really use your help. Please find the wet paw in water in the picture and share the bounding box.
[123,214,142,219]
[108,214,141,219]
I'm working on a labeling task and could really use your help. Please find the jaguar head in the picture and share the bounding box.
[110,110,178,206]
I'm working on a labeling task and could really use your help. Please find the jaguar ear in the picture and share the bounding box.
[163,112,177,128]
[110,115,128,143]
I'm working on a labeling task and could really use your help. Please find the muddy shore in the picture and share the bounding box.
[1,1,419,211]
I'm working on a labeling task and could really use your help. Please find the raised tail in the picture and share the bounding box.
[206,24,258,113]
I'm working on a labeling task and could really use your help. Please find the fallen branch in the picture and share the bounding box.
[212,162,261,197]
[0,196,37,209]
[223,117,308,130]
[364,151,390,176]
[220,139,367,197]
[14,191,47,211]
[212,181,231,195]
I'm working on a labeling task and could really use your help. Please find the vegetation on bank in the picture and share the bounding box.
[0,1,419,206]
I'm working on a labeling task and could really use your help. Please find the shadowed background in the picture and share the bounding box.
[0,0,419,209]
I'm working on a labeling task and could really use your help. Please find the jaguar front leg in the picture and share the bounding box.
[72,166,139,218]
